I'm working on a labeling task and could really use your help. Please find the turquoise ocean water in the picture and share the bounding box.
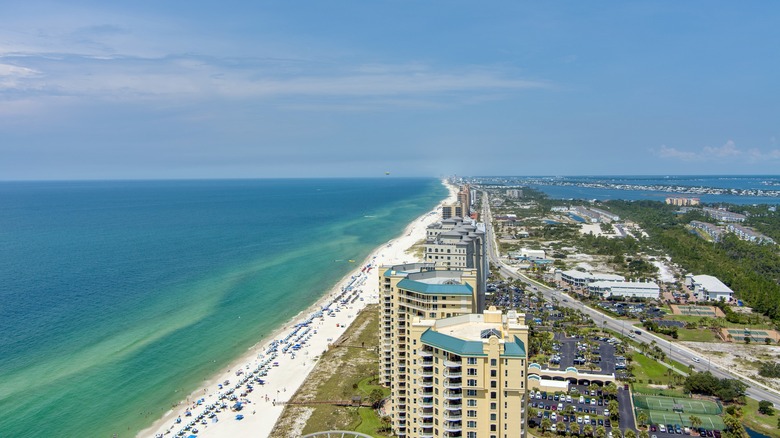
[0,178,446,438]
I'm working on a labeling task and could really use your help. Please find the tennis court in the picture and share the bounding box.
[670,305,724,317]
[721,328,780,342]
[635,395,724,430]
[643,410,725,430]
[634,395,722,415]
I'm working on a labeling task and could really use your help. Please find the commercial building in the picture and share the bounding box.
[425,217,487,311]
[505,189,523,199]
[555,270,625,288]
[685,274,734,302]
[588,280,660,300]
[408,307,529,438]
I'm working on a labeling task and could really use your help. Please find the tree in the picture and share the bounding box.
[758,400,775,416]
[723,414,747,438]
[603,382,618,399]
[624,429,637,438]
[689,415,703,429]
[584,424,593,436]
[369,388,384,407]
[637,411,648,427]
[609,400,620,420]
[639,430,650,438]
[596,426,607,438]
[541,417,552,432]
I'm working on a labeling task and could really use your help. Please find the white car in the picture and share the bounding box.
[577,416,583,424]
[567,395,572,403]
[659,425,667,433]
[604,409,609,416]
[692,357,701,363]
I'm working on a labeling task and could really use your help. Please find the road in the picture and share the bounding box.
[480,192,780,408]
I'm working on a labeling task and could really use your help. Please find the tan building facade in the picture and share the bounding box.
[407,308,529,438]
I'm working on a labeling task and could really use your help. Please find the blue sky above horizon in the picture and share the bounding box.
[1,1,778,180]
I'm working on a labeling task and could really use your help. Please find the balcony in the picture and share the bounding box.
[443,400,462,410]
[420,370,433,377]
[418,397,433,408]
[443,390,462,400]
[419,389,433,397]
[444,411,462,421]
[443,369,461,378]
[419,408,434,418]
[419,379,433,388]
[443,360,461,368]
[444,379,462,389]
[418,350,433,358]
[443,421,462,432]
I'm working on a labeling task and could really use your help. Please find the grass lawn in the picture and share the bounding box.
[630,352,688,397]
[675,328,718,342]
[739,398,780,438]
[271,305,392,438]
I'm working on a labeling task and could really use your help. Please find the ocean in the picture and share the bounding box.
[0,178,446,438]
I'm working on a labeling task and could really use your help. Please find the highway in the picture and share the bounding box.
[480,192,780,407]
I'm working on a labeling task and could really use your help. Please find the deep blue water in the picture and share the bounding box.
[0,178,446,437]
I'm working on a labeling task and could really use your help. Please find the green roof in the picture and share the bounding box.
[420,330,527,358]
[397,278,473,296]
[421,329,485,356]
[503,336,527,358]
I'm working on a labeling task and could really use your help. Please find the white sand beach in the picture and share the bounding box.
[139,181,457,438]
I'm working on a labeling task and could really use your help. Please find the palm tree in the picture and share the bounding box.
[603,382,618,399]
[689,415,702,429]
[639,430,650,438]
[541,417,552,432]
[584,424,594,436]
[624,429,637,438]
[637,411,648,427]
[595,425,607,438]
[608,400,620,420]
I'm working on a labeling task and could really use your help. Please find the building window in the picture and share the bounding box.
[467,379,477,387]
[467,420,477,428]
[467,389,477,397]
[491,359,497,367]
[467,410,477,418]
[491,380,497,388]
[467,433,477,438]
[467,357,477,365]
[491,402,497,410]
[467,399,477,407]
[490,370,497,377]
[467,368,477,376]
[491,391,497,399]
[490,413,497,421]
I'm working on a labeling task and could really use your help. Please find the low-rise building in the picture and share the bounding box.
[702,207,746,223]
[685,274,734,302]
[588,280,660,300]
[725,224,775,244]
[666,197,701,206]
[556,269,625,288]
[690,220,724,242]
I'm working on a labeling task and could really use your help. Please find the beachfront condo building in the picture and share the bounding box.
[379,263,528,438]
[380,264,478,434]
[424,217,488,312]
[442,202,465,220]
[407,307,529,438]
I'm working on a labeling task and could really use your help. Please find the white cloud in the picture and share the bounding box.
[657,140,780,163]
[657,144,697,160]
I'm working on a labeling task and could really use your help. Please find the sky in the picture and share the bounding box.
[1,1,779,180]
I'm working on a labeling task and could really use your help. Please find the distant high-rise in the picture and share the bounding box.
[458,184,472,213]
[442,202,464,220]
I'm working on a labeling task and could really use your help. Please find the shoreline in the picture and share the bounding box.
[139,180,458,438]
